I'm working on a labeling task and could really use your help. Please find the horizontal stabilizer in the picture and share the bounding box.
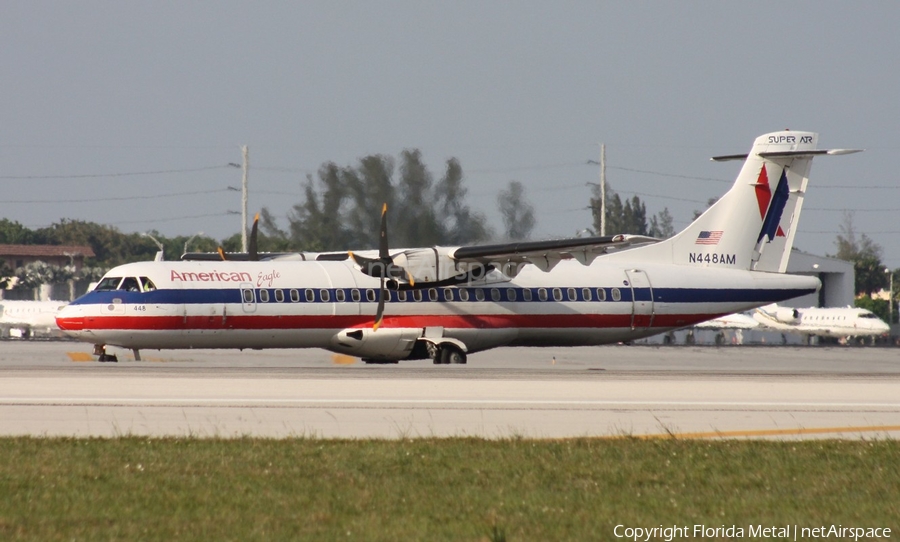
[711,149,862,162]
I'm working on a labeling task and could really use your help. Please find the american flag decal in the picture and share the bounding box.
[695,230,723,245]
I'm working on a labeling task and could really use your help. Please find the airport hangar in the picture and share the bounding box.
[783,248,854,308]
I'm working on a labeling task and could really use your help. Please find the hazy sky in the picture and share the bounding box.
[3,2,899,266]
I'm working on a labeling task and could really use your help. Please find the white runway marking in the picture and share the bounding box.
[3,397,900,409]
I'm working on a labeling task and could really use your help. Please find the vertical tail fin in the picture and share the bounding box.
[615,131,860,272]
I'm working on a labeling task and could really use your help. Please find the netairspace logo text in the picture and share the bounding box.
[613,524,891,541]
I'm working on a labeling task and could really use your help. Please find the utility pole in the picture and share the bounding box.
[887,268,894,325]
[599,143,606,236]
[586,143,607,235]
[241,145,249,253]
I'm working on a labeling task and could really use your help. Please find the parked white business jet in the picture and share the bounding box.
[752,303,889,341]
[56,131,859,363]
[0,300,66,338]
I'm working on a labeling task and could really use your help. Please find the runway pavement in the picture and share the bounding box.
[1,340,899,440]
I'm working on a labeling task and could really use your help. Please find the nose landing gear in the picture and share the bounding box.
[93,344,118,363]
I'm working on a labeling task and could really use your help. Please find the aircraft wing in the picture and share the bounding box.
[182,251,306,262]
[183,234,660,271]
[449,234,659,271]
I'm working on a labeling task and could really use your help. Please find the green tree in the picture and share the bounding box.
[603,193,622,233]
[256,209,294,252]
[831,212,887,296]
[281,163,354,252]
[623,195,648,235]
[590,184,653,236]
[649,207,675,238]
[0,259,12,289]
[0,219,37,245]
[435,158,491,245]
[33,220,153,267]
[343,154,396,249]
[693,197,719,221]
[264,150,489,251]
[854,296,890,324]
[497,181,536,241]
[393,149,441,247]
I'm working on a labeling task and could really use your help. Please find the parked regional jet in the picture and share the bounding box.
[56,131,859,363]
[752,303,889,342]
[0,300,66,338]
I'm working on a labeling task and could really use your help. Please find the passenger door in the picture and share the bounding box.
[625,269,654,329]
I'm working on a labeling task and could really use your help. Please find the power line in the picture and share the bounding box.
[806,208,900,212]
[109,212,234,226]
[5,188,232,204]
[613,190,707,205]
[0,165,231,180]
[23,211,234,230]
[800,230,900,235]
[608,165,730,184]
[467,162,585,174]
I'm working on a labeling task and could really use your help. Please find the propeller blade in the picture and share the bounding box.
[217,247,228,261]
[349,251,384,278]
[248,213,259,261]
[352,203,417,288]
[378,203,389,260]
[373,276,385,331]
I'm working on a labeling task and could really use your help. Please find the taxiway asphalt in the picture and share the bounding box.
[1,340,898,440]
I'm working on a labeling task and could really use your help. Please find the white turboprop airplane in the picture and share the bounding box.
[752,303,890,341]
[56,131,859,363]
[0,300,66,338]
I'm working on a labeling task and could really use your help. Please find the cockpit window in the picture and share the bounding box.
[859,313,877,319]
[139,277,157,292]
[95,277,123,291]
[120,277,141,292]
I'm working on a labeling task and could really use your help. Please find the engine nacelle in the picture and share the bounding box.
[773,307,801,324]
[330,327,422,361]
[392,247,483,285]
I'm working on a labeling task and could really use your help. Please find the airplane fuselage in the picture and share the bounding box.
[57,259,818,359]
[0,301,66,335]
[55,129,854,362]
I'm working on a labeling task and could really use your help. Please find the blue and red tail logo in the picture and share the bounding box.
[754,165,788,243]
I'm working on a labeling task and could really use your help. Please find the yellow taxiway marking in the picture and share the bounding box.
[67,352,95,362]
[638,425,900,440]
[68,352,169,362]
[331,354,357,365]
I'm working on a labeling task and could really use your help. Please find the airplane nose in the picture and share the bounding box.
[56,305,85,331]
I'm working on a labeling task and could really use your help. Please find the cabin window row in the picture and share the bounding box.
[244,286,624,304]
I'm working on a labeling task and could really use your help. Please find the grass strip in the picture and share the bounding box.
[1,437,898,541]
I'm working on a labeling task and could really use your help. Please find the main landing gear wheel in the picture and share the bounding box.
[438,346,467,365]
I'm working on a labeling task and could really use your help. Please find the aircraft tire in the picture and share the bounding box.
[440,346,467,365]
